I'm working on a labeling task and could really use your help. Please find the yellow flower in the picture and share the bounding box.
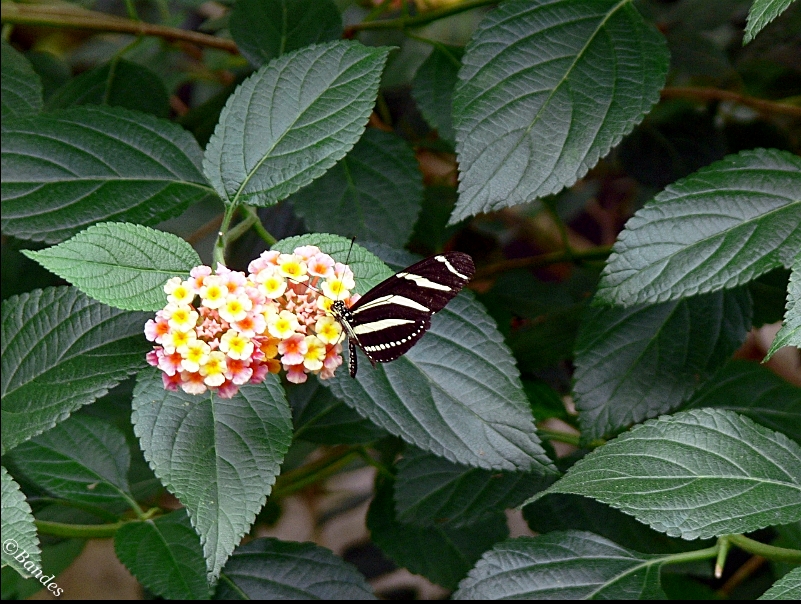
[256,270,287,299]
[219,330,254,360]
[166,304,198,332]
[268,310,301,339]
[219,295,252,323]
[278,254,308,282]
[161,329,195,353]
[303,335,326,371]
[322,278,349,301]
[179,339,211,373]
[315,316,342,344]
[199,276,227,309]
[200,351,227,387]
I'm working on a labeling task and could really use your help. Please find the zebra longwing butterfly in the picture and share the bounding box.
[330,252,475,377]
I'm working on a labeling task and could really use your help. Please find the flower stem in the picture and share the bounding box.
[241,206,278,246]
[213,204,238,268]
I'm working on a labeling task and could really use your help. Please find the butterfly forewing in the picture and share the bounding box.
[333,252,475,377]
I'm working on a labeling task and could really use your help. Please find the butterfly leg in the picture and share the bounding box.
[348,340,358,378]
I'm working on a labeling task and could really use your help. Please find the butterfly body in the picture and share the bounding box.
[330,252,475,377]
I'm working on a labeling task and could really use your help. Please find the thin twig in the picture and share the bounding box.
[1,3,239,53]
[661,86,801,117]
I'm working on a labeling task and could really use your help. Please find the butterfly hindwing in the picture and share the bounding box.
[334,252,475,377]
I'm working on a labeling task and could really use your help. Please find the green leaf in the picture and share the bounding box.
[523,494,712,554]
[203,41,389,207]
[215,537,375,599]
[574,289,752,442]
[1,40,43,119]
[230,0,343,67]
[114,509,211,600]
[394,447,553,528]
[288,129,423,248]
[1,287,149,454]
[597,149,801,306]
[368,478,508,590]
[132,368,293,581]
[744,0,797,44]
[329,290,555,472]
[684,360,801,443]
[1,467,41,578]
[766,251,801,360]
[332,244,556,472]
[7,415,132,507]
[288,377,387,445]
[453,531,665,599]
[23,223,202,312]
[412,45,463,142]
[759,566,801,600]
[529,409,801,540]
[45,59,169,118]
[1,106,210,245]
[451,0,669,223]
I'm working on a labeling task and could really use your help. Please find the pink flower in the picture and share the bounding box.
[278,334,307,365]
[285,364,308,384]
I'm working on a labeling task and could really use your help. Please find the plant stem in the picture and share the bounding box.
[346,0,496,33]
[660,544,720,566]
[473,246,611,280]
[35,508,160,539]
[661,86,801,117]
[26,497,121,523]
[242,206,278,246]
[0,3,239,54]
[537,428,581,447]
[727,534,801,564]
[270,447,362,499]
[213,204,238,268]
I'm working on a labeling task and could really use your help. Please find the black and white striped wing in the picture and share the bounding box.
[339,252,475,375]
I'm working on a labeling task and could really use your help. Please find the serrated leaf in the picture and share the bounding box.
[115,509,210,600]
[453,531,665,599]
[766,251,801,360]
[395,447,553,528]
[451,0,668,223]
[23,223,202,312]
[684,360,801,443]
[1,40,43,119]
[1,287,149,454]
[203,41,389,207]
[574,289,752,442]
[760,566,801,600]
[529,409,801,540]
[412,45,463,142]
[288,377,387,445]
[329,291,555,472]
[45,59,169,118]
[1,106,210,244]
[1,467,41,578]
[597,149,801,306]
[369,478,508,590]
[132,368,292,581]
[215,537,375,599]
[230,0,342,68]
[329,244,555,472]
[289,129,423,248]
[744,0,797,44]
[7,415,132,507]
[523,494,712,554]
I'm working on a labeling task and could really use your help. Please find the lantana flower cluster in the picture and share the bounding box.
[145,246,358,398]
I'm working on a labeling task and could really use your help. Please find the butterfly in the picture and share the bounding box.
[329,252,475,377]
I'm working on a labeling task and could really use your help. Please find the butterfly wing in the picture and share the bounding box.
[345,252,475,371]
